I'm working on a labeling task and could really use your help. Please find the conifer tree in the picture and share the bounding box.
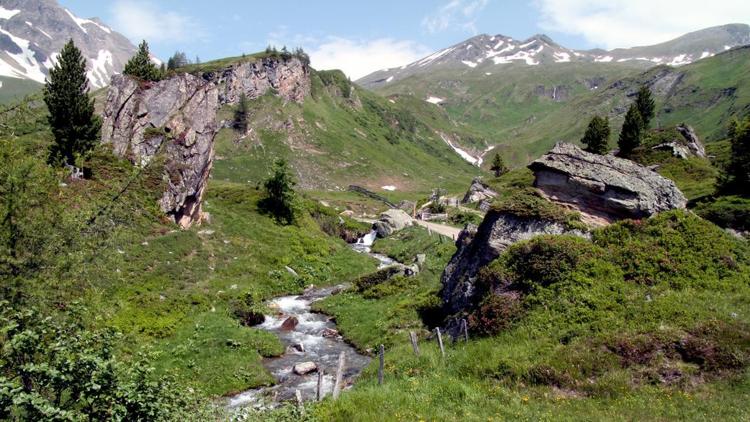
[490,152,508,177]
[581,115,611,155]
[635,85,655,129]
[719,117,750,195]
[233,93,249,133]
[43,39,101,166]
[260,159,297,224]
[618,104,643,157]
[123,40,160,81]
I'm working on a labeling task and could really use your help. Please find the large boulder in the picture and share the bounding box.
[440,212,587,315]
[101,73,219,228]
[462,177,498,204]
[528,142,686,220]
[676,123,706,158]
[373,209,414,237]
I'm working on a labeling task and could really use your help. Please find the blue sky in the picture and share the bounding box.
[58,0,750,79]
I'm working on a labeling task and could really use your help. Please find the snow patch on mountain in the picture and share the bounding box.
[64,9,111,34]
[0,28,46,82]
[462,60,477,68]
[426,96,444,104]
[0,6,20,20]
[87,49,114,88]
[440,133,479,166]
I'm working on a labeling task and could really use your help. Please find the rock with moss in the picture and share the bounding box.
[529,142,687,220]
[462,177,498,204]
[101,73,219,228]
[440,209,589,315]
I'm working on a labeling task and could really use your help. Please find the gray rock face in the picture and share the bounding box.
[373,209,414,237]
[461,177,498,204]
[203,57,310,105]
[101,73,219,228]
[529,143,687,220]
[0,0,136,87]
[676,123,706,158]
[440,212,587,315]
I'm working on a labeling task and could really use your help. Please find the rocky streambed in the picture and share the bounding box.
[228,231,392,410]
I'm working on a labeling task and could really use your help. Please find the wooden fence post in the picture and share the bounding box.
[332,352,346,400]
[295,389,305,415]
[461,318,469,342]
[409,331,420,355]
[316,369,324,401]
[435,327,445,357]
[378,344,385,385]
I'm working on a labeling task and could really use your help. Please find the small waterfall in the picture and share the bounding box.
[356,230,377,247]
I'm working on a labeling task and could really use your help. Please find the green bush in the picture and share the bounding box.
[491,188,585,230]
[467,294,523,335]
[694,195,750,232]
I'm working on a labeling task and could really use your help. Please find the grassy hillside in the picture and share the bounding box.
[0,95,378,402]
[373,47,750,168]
[307,212,750,421]
[0,76,42,104]
[205,64,485,199]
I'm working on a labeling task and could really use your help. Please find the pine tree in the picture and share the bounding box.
[260,159,297,224]
[124,40,160,81]
[719,117,750,195]
[167,51,189,70]
[618,104,643,157]
[233,93,249,133]
[635,85,655,129]
[43,39,101,166]
[490,153,508,177]
[581,115,611,155]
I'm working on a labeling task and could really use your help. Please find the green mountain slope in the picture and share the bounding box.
[0,76,42,104]
[372,46,750,167]
[209,67,484,196]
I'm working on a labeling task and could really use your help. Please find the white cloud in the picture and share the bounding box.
[111,0,204,43]
[422,0,490,34]
[535,0,750,49]
[306,38,431,80]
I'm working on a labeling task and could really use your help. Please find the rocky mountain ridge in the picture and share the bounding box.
[0,0,136,89]
[359,24,750,89]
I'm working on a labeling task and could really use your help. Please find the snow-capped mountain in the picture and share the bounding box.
[359,24,750,89]
[0,0,136,89]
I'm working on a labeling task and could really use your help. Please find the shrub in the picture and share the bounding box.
[229,292,265,326]
[467,294,523,335]
[694,195,750,232]
[259,159,297,225]
[504,235,600,291]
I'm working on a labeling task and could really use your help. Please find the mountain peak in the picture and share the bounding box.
[358,24,750,88]
[0,0,135,88]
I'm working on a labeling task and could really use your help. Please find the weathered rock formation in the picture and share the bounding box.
[529,143,687,220]
[652,124,706,159]
[462,177,498,204]
[440,212,588,315]
[101,57,311,228]
[101,73,219,228]
[373,209,414,237]
[202,57,310,105]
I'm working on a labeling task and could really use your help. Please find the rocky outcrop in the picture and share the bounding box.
[652,124,706,159]
[440,212,587,315]
[101,73,219,228]
[676,123,706,158]
[203,57,310,104]
[373,209,414,237]
[462,177,498,204]
[529,143,686,220]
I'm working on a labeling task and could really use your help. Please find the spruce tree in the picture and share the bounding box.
[618,104,643,157]
[260,159,297,224]
[233,93,249,133]
[123,40,160,81]
[43,39,101,166]
[490,153,508,177]
[635,85,655,129]
[720,117,750,195]
[581,115,611,155]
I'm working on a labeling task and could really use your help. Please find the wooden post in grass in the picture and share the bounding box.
[295,389,305,415]
[435,327,445,357]
[333,352,346,400]
[461,318,469,342]
[316,369,324,401]
[378,344,385,385]
[409,331,420,355]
